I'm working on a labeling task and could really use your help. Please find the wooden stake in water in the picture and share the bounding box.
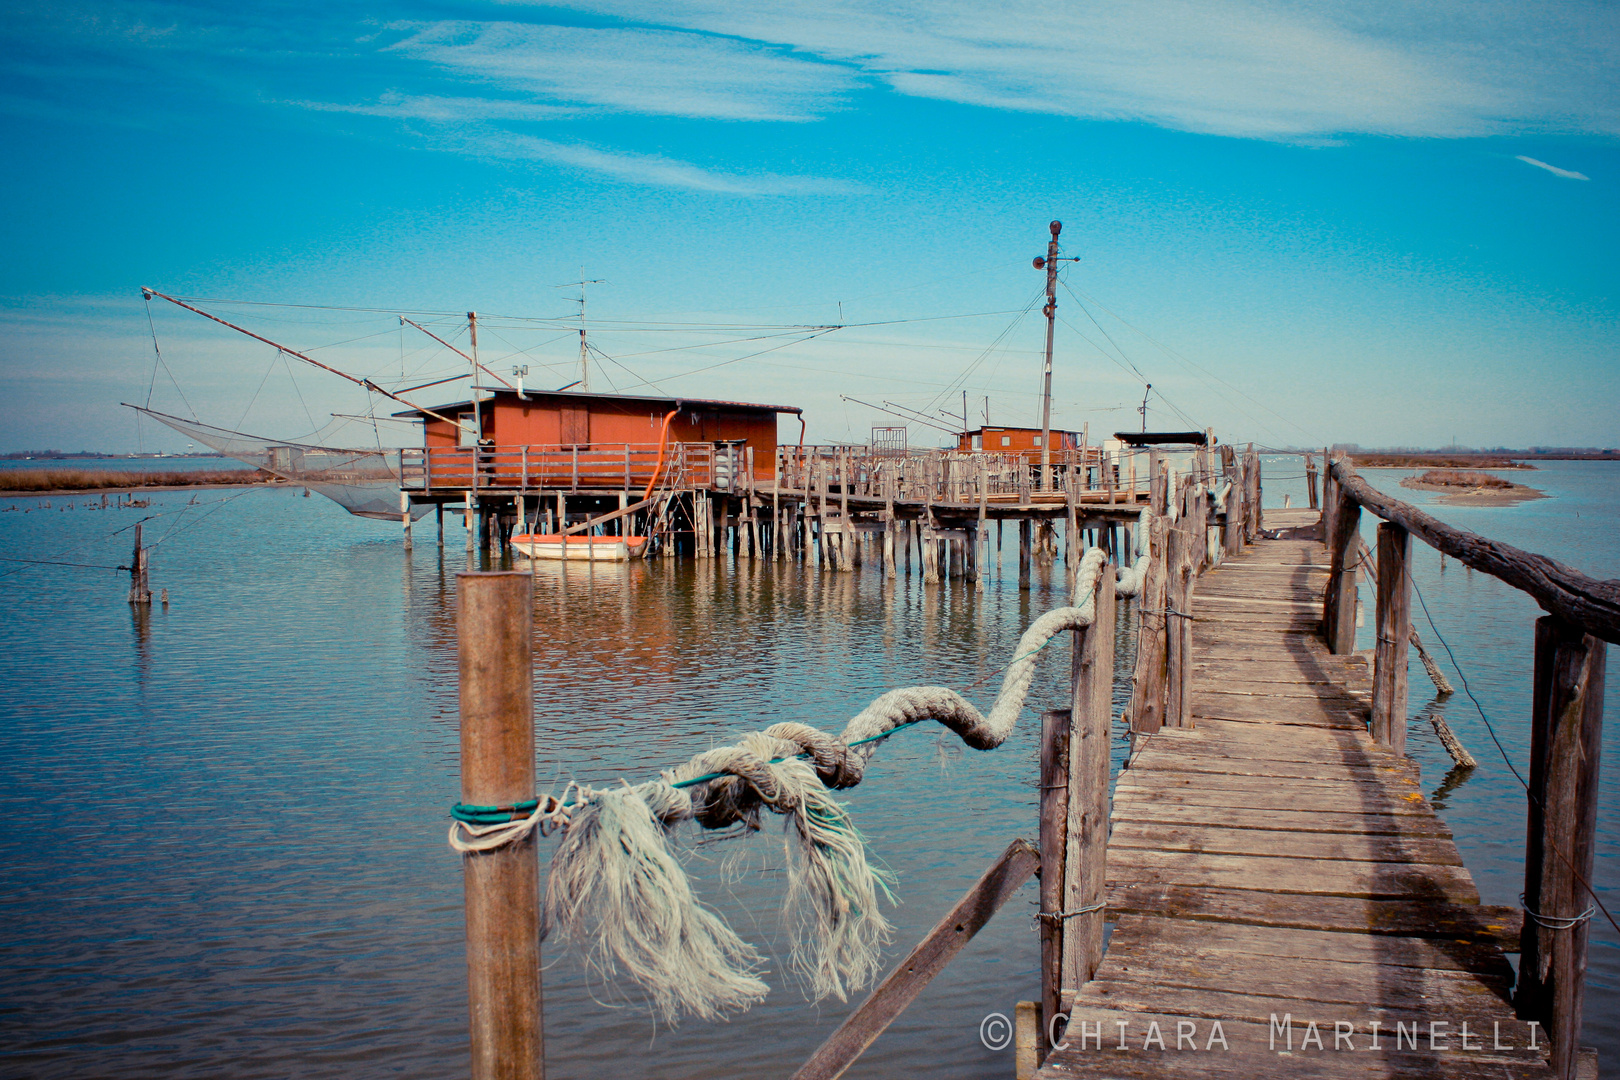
[127,521,152,605]
[458,572,543,1080]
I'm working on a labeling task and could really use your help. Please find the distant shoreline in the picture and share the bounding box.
[1396,469,1546,506]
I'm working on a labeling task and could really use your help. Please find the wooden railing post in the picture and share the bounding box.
[1037,708,1070,1060]
[458,572,542,1080]
[1323,471,1361,654]
[1064,564,1115,997]
[1129,515,1170,732]
[1164,526,1196,728]
[1370,522,1412,754]
[1305,452,1319,510]
[1518,618,1606,1080]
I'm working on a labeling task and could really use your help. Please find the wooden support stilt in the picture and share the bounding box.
[1370,522,1413,755]
[1324,478,1362,654]
[1063,563,1114,994]
[1517,618,1605,1080]
[1018,519,1032,588]
[1163,526,1196,729]
[1037,709,1070,1061]
[127,521,152,605]
[457,572,543,1080]
[1129,515,1169,733]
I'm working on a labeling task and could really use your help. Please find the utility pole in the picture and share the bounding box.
[469,312,483,443]
[1139,383,1152,433]
[1033,221,1080,491]
[557,272,606,392]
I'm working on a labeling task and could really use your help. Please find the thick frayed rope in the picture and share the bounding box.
[503,548,1114,1023]
[544,784,770,1022]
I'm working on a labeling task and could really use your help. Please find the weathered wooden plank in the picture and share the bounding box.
[1100,945,1512,1007]
[1115,771,1430,808]
[1105,915,1506,973]
[1112,786,1436,820]
[1127,754,1412,783]
[1104,883,1520,943]
[1108,799,1455,838]
[1108,799,1451,841]
[1108,822,1463,865]
[1106,848,1479,902]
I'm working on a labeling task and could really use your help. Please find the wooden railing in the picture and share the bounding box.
[402,442,737,493]
[775,444,1161,505]
[1324,455,1612,1080]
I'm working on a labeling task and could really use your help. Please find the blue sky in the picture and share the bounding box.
[1,0,1616,452]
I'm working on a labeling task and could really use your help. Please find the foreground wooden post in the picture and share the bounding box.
[458,572,543,1080]
[1064,565,1115,997]
[1305,453,1319,510]
[790,839,1040,1080]
[1323,475,1361,654]
[1517,618,1605,1080]
[1129,516,1170,733]
[1370,522,1412,754]
[1163,527,1196,728]
[1037,710,1070,1060]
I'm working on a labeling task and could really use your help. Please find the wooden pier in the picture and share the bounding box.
[1043,508,1557,1078]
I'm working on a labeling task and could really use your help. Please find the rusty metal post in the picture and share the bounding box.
[458,572,543,1080]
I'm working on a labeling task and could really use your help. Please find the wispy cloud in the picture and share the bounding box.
[1516,155,1590,180]
[444,130,864,195]
[525,0,1620,141]
[298,92,577,123]
[387,21,854,122]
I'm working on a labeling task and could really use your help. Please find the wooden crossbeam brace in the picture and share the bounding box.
[789,839,1040,1080]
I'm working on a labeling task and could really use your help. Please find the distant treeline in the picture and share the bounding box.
[0,469,274,492]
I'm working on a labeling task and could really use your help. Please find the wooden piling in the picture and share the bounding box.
[457,572,543,1080]
[1129,515,1169,733]
[1163,526,1196,729]
[1305,452,1319,510]
[1018,519,1032,588]
[127,521,151,605]
[1063,564,1114,995]
[1037,708,1071,1059]
[1370,522,1413,754]
[1324,481,1362,654]
[402,490,413,551]
[1517,618,1606,1080]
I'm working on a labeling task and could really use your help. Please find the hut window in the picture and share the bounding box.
[971,434,982,450]
[458,412,476,447]
[1032,436,1042,447]
[1001,435,1011,447]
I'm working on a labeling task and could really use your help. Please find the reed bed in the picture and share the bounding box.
[1412,469,1513,489]
[0,469,270,491]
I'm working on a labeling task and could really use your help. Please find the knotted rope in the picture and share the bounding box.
[454,548,1116,1023]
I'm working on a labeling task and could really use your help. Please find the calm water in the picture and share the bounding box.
[0,459,1614,1078]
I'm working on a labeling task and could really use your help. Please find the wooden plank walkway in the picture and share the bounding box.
[1039,509,1553,1078]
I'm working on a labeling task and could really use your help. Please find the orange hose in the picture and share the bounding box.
[642,408,681,502]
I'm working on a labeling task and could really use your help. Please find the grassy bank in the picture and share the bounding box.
[1410,469,1513,489]
[1351,453,1531,469]
[0,469,271,492]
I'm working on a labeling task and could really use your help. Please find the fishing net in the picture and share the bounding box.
[131,405,430,521]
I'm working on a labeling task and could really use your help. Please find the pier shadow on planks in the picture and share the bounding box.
[1038,509,1555,1079]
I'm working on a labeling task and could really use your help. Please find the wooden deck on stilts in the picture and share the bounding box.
[1040,508,1554,1078]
